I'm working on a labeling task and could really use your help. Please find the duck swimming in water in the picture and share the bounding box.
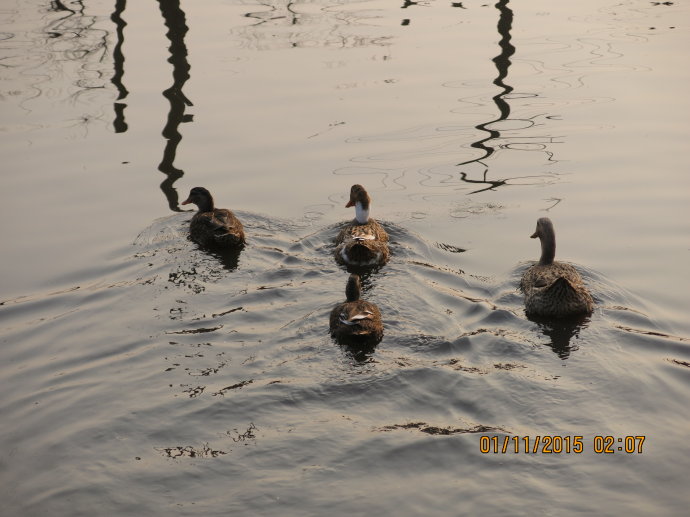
[329,274,383,343]
[334,184,389,266]
[181,187,245,248]
[520,217,593,318]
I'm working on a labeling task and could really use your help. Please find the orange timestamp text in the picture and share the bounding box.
[479,435,645,454]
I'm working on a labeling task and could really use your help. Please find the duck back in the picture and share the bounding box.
[521,263,593,318]
[334,220,389,266]
[190,208,245,248]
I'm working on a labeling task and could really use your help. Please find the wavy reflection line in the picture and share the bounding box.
[36,0,117,123]
[49,0,81,18]
[1,0,109,121]
[111,0,128,133]
[457,0,514,170]
[244,1,299,27]
[157,0,193,212]
[232,0,393,51]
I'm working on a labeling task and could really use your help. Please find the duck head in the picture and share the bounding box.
[346,184,371,224]
[182,187,214,212]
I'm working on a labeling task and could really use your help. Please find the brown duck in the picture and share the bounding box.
[181,187,245,248]
[520,217,594,318]
[334,184,389,266]
[330,274,383,342]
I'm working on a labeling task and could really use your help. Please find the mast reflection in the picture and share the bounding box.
[111,0,128,133]
[158,0,193,212]
[109,0,193,211]
[457,0,515,191]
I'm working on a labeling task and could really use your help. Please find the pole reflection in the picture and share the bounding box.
[157,0,193,212]
[111,0,128,133]
[110,0,193,211]
[456,0,515,191]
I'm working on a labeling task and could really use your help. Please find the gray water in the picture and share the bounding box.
[1,0,689,515]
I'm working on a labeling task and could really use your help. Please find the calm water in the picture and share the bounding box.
[1,0,689,515]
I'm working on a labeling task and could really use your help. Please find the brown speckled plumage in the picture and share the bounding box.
[182,187,245,248]
[520,217,593,318]
[329,274,383,342]
[334,185,389,266]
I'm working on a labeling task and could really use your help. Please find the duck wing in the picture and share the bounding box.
[339,309,375,325]
[330,300,382,337]
[521,262,583,292]
[334,220,390,266]
[207,209,240,232]
[190,209,245,247]
[522,263,593,317]
[336,219,389,244]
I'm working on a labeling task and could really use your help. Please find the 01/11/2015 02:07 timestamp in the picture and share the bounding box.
[479,435,645,454]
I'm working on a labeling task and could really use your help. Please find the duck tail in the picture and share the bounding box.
[548,276,576,293]
[347,242,377,263]
[546,276,594,314]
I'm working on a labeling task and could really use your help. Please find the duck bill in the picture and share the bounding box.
[345,200,354,208]
[530,231,538,238]
[181,198,192,205]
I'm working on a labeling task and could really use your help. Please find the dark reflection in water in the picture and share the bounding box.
[529,315,589,359]
[336,335,380,363]
[401,0,422,9]
[111,0,128,133]
[157,0,194,212]
[400,0,420,27]
[207,245,244,273]
[243,1,301,28]
[235,0,393,50]
[48,0,89,27]
[49,0,79,16]
[455,1,563,194]
[108,1,193,210]
[456,0,514,192]
[401,1,465,26]
[43,0,108,94]
[454,0,561,196]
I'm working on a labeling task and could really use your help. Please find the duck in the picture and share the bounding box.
[329,274,383,343]
[520,217,594,318]
[334,184,390,266]
[181,187,245,248]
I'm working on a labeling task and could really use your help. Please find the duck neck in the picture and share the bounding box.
[196,196,214,213]
[354,202,369,224]
[345,276,361,302]
[539,227,556,265]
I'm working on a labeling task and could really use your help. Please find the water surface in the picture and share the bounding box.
[1,0,689,515]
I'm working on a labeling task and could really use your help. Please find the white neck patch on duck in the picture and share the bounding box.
[355,202,369,224]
